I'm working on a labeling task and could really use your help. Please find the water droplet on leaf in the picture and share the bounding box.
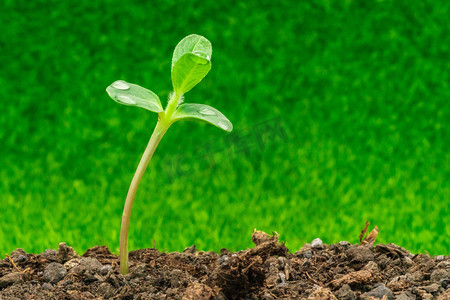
[218,121,228,130]
[199,107,216,116]
[192,51,210,64]
[117,95,136,105]
[112,80,130,90]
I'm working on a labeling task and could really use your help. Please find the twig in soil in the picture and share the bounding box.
[242,260,258,274]
[305,271,321,286]
[5,253,30,273]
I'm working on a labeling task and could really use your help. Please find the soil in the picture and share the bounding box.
[0,231,448,299]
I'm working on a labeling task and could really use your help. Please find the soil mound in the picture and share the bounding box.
[0,231,448,299]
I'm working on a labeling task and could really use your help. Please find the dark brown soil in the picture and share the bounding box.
[0,231,448,299]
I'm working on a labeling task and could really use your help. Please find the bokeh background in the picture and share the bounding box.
[1,0,449,256]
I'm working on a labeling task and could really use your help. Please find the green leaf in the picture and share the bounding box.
[171,34,212,70]
[172,103,233,132]
[106,80,163,113]
[172,53,211,94]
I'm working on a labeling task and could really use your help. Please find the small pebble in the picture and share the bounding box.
[436,255,445,262]
[430,269,449,282]
[304,250,312,258]
[422,293,433,300]
[80,257,103,272]
[44,262,67,284]
[44,249,57,256]
[278,272,286,284]
[311,238,323,249]
[374,282,384,288]
[63,279,73,286]
[16,255,27,263]
[404,256,413,265]
[100,264,112,275]
[261,292,275,300]
[421,283,440,293]
[64,258,80,270]
[278,257,287,269]
[218,256,230,266]
[335,284,356,300]
[395,292,415,300]
[361,284,394,300]
[42,282,53,290]
[339,241,351,246]
[436,261,450,269]
[42,249,58,261]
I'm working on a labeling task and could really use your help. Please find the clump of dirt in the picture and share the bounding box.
[0,231,448,299]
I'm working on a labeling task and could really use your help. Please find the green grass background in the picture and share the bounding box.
[1,0,449,256]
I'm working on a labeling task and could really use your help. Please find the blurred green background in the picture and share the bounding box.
[0,0,449,256]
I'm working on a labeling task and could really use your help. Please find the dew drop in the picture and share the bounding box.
[192,51,210,63]
[112,80,130,90]
[218,121,228,130]
[199,107,216,116]
[117,95,136,105]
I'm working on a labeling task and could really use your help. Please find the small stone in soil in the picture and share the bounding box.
[361,284,394,300]
[42,282,53,290]
[311,238,323,249]
[262,292,275,300]
[422,293,433,300]
[16,255,27,263]
[64,258,80,270]
[79,257,102,272]
[419,283,440,293]
[61,279,73,286]
[436,255,445,261]
[430,269,449,282]
[9,249,27,261]
[42,249,58,261]
[334,284,356,300]
[218,255,230,266]
[100,264,112,275]
[436,261,450,269]
[395,291,415,300]
[43,262,67,284]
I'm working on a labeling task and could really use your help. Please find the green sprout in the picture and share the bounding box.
[106,34,232,274]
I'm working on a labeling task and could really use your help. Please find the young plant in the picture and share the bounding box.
[106,34,232,274]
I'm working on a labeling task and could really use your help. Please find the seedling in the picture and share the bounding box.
[106,34,232,274]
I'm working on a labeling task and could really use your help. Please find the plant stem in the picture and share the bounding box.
[119,119,169,274]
